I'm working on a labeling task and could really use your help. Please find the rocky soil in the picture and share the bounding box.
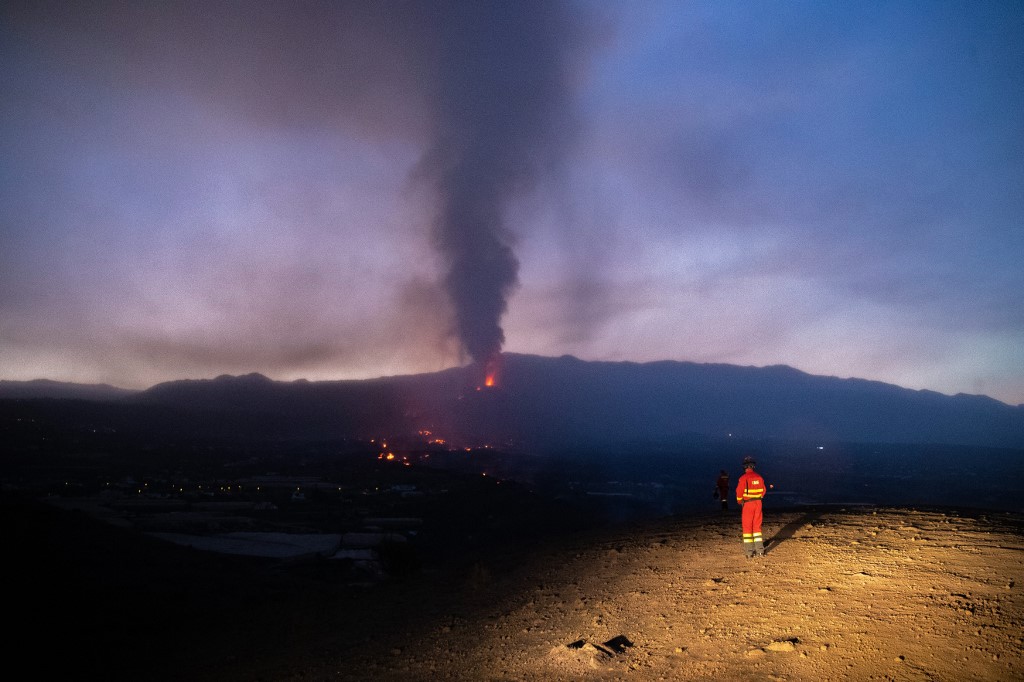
[228,506,1023,681]
[9,497,1022,681]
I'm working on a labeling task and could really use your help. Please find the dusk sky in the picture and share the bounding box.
[2,1,1022,405]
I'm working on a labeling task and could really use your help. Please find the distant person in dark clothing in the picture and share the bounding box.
[736,456,768,558]
[714,470,730,510]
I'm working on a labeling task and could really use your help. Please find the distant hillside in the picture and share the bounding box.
[125,354,1024,449]
[4,355,1023,449]
[461,354,1024,449]
[0,379,138,401]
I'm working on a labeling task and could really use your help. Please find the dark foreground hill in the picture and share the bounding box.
[3,354,1024,448]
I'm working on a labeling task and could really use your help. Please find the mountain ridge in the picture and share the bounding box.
[0,378,138,401]
[2,354,1022,449]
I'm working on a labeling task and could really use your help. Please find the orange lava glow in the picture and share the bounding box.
[482,354,501,388]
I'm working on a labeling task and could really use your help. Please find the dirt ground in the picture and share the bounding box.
[214,506,1023,681]
[11,497,1020,681]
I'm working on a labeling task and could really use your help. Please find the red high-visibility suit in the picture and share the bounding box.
[715,471,730,510]
[736,468,768,557]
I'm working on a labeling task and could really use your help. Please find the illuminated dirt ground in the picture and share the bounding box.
[231,507,1022,681]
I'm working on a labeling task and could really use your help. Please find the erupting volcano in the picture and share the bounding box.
[483,353,502,388]
[470,354,502,392]
[420,2,583,372]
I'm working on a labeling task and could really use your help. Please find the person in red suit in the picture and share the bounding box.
[735,456,768,558]
[714,470,730,510]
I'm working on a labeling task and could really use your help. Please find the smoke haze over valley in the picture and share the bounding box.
[5,353,1023,522]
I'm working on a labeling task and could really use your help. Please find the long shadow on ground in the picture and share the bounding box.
[766,509,826,554]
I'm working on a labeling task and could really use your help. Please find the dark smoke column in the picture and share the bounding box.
[420,1,581,370]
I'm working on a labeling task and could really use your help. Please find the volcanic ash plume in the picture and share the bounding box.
[418,1,584,369]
